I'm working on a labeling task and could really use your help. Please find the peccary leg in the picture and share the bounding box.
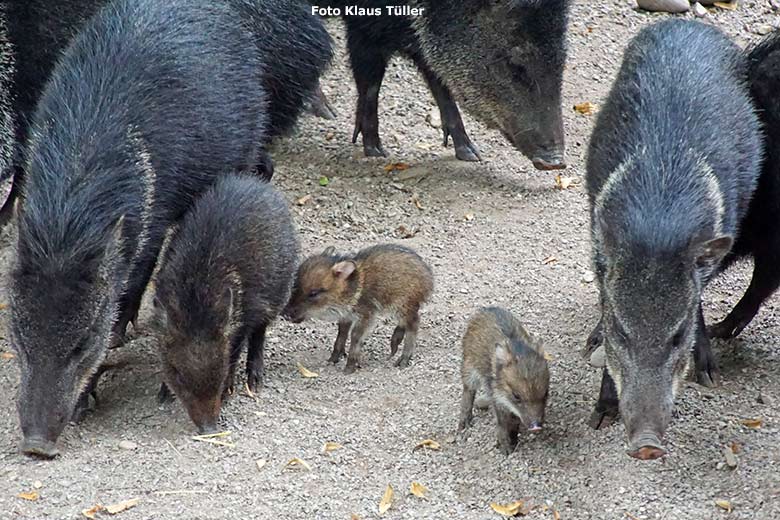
[389,326,405,359]
[225,329,247,397]
[495,406,520,455]
[307,83,337,120]
[246,324,267,392]
[112,241,164,345]
[709,246,780,339]
[458,385,476,431]
[347,35,389,157]
[694,306,720,387]
[157,382,174,404]
[395,308,419,368]
[583,316,604,359]
[329,320,352,364]
[255,150,274,182]
[71,369,104,423]
[0,169,21,229]
[416,62,480,162]
[588,368,619,430]
[344,314,376,375]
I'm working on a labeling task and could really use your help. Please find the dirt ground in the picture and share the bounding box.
[1,2,780,519]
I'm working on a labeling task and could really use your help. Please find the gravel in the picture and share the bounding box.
[0,2,779,519]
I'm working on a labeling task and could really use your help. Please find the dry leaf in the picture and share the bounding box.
[191,431,231,439]
[741,418,763,429]
[297,363,318,379]
[554,174,578,190]
[378,485,394,515]
[351,515,361,520]
[715,499,733,512]
[285,458,312,471]
[324,132,335,141]
[490,500,527,516]
[384,162,410,172]
[464,213,475,222]
[542,256,557,265]
[553,509,561,520]
[573,102,595,115]
[82,505,104,519]
[105,498,139,514]
[543,351,554,362]
[17,490,39,501]
[1,352,14,360]
[713,1,738,9]
[414,439,441,451]
[190,435,235,448]
[410,482,428,499]
[255,459,267,471]
[412,194,424,210]
[395,224,420,239]
[729,441,741,454]
[0,303,8,310]
[322,442,343,453]
[296,194,313,206]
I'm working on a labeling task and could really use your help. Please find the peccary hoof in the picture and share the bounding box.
[582,323,604,360]
[695,367,721,388]
[394,356,411,368]
[454,143,481,162]
[327,351,344,364]
[21,437,59,459]
[363,144,387,158]
[343,362,359,375]
[588,407,619,430]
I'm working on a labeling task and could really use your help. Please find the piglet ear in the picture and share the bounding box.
[322,246,336,256]
[694,235,733,269]
[494,342,514,368]
[332,260,356,280]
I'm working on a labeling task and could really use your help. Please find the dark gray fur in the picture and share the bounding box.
[585,20,763,458]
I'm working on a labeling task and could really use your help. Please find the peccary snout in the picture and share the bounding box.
[501,108,566,171]
[619,375,673,461]
[18,384,70,459]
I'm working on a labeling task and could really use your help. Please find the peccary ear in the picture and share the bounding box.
[494,342,515,368]
[693,235,733,269]
[332,260,356,280]
[322,246,336,256]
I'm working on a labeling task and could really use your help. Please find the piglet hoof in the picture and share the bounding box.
[327,351,344,364]
[695,366,721,388]
[588,407,619,430]
[343,362,359,375]
[157,383,175,404]
[707,319,744,340]
[454,142,481,162]
[582,325,604,360]
[363,144,387,158]
[246,371,263,394]
[394,356,411,368]
[457,416,473,432]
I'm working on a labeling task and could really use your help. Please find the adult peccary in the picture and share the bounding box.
[0,0,332,224]
[311,0,569,169]
[8,0,303,459]
[584,20,762,460]
[153,176,298,434]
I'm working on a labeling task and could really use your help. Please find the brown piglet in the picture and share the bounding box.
[285,244,433,374]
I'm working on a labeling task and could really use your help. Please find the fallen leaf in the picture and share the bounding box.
[17,490,39,501]
[414,439,441,451]
[319,176,329,187]
[322,441,343,453]
[740,418,763,429]
[395,224,419,239]
[410,481,428,499]
[285,458,312,471]
[1,352,14,360]
[729,441,741,454]
[297,363,318,379]
[543,351,554,361]
[0,303,8,310]
[82,505,104,519]
[411,194,424,210]
[384,162,410,172]
[378,485,394,515]
[715,499,732,512]
[490,500,527,516]
[324,132,335,141]
[542,256,557,265]
[296,194,313,206]
[464,212,475,222]
[351,515,361,520]
[713,1,738,9]
[105,498,139,514]
[553,509,561,520]
[554,174,578,190]
[190,436,235,448]
[191,431,231,439]
[255,459,267,471]
[573,101,595,115]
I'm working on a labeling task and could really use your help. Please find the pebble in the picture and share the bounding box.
[723,446,738,469]
[636,0,690,12]
[758,392,773,405]
[118,440,138,451]
[756,25,775,36]
[693,2,708,16]
[589,345,607,368]
[582,270,595,283]
[426,108,442,129]
[772,0,780,10]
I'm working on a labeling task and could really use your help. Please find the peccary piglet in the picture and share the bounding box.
[584,20,762,460]
[153,176,298,434]
[312,0,570,169]
[458,307,549,455]
[285,244,433,374]
[10,0,273,458]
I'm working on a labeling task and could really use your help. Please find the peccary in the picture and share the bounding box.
[9,0,277,458]
[285,244,433,373]
[153,176,298,434]
[706,31,780,340]
[458,307,549,455]
[0,0,333,224]
[312,0,570,169]
[584,20,763,460]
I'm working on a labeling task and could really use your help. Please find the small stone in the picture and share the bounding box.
[32,481,42,489]
[756,25,774,36]
[582,270,595,283]
[426,108,442,129]
[723,446,738,469]
[693,2,708,16]
[589,345,606,368]
[758,392,773,405]
[118,440,138,451]
[636,0,690,12]
[772,0,780,11]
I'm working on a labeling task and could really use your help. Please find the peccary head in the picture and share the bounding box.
[153,286,238,434]
[284,247,357,323]
[415,0,570,169]
[492,341,550,430]
[594,204,733,460]
[10,217,125,458]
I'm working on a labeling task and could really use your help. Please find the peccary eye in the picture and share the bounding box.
[308,289,323,299]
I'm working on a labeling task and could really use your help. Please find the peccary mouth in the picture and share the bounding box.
[627,432,666,460]
[21,437,60,459]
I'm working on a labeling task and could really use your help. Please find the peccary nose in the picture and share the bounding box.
[197,422,219,436]
[531,151,566,171]
[21,437,60,459]
[627,432,666,460]
[527,421,543,432]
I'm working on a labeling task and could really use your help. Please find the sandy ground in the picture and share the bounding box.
[1,2,780,519]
